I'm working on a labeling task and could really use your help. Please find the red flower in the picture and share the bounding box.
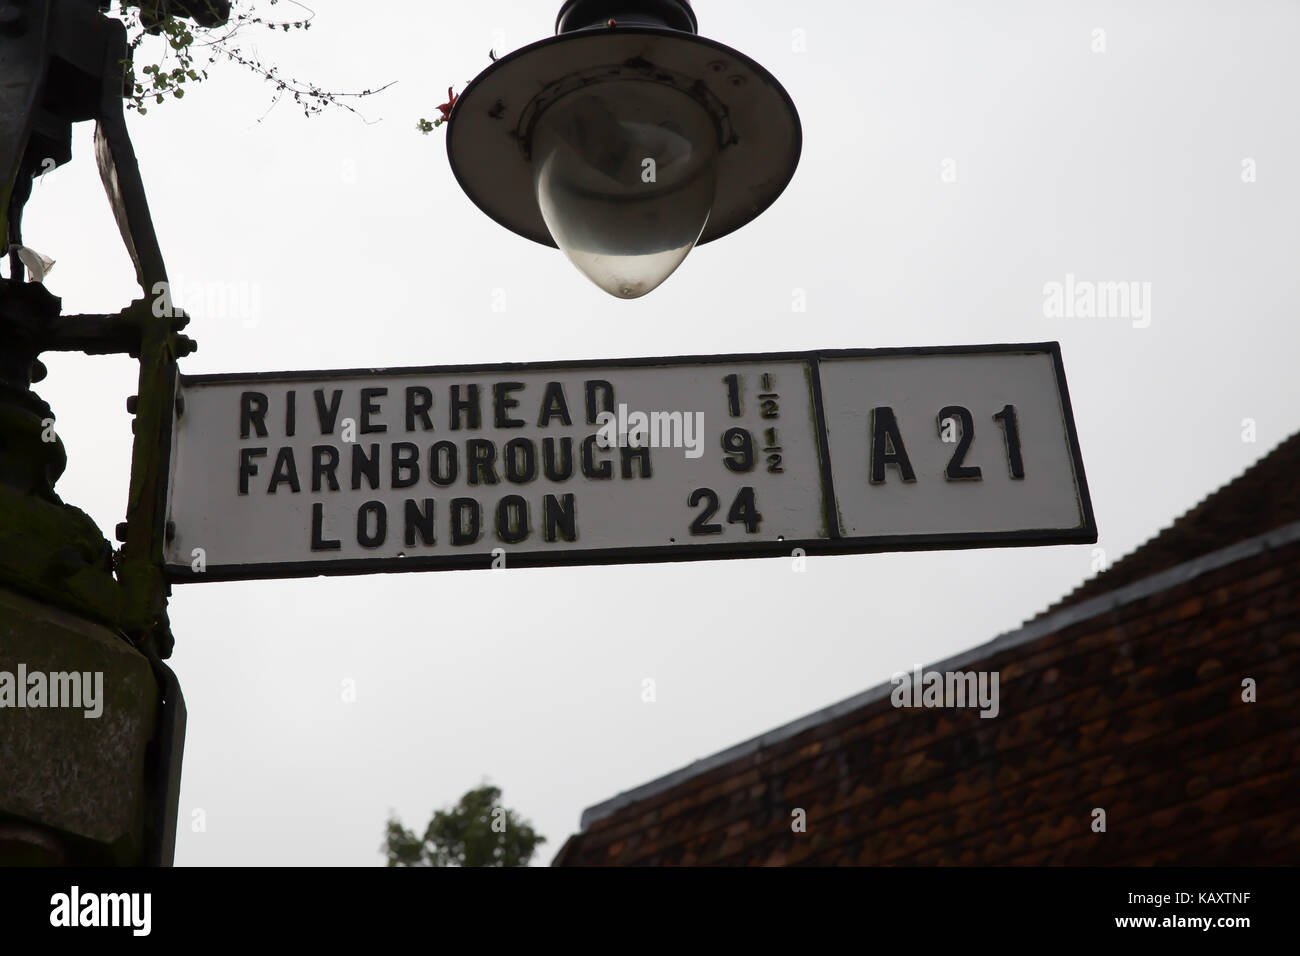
[436,87,458,123]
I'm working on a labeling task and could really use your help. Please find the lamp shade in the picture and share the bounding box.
[446,7,801,289]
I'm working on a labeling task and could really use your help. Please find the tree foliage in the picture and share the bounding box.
[107,0,391,117]
[384,785,546,868]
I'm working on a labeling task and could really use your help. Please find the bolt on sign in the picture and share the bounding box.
[163,344,1096,582]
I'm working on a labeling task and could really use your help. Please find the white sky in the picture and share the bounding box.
[21,0,1300,865]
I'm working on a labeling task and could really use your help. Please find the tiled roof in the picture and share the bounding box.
[553,433,1300,866]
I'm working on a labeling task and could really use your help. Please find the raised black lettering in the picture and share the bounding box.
[351,443,381,490]
[450,385,481,431]
[503,438,537,483]
[268,447,301,493]
[493,382,526,428]
[360,387,388,434]
[404,498,436,547]
[312,445,340,492]
[357,501,387,548]
[688,488,722,535]
[314,389,343,434]
[406,386,434,432]
[238,447,266,495]
[620,445,652,479]
[467,439,499,485]
[581,435,612,479]
[240,392,268,439]
[585,380,615,425]
[311,502,341,551]
[538,382,573,427]
[993,405,1025,479]
[429,441,458,486]
[869,406,916,483]
[450,498,481,546]
[938,405,981,481]
[543,437,573,481]
[496,495,529,544]
[727,486,762,533]
[543,494,577,542]
[392,442,420,489]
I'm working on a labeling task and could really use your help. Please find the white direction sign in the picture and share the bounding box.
[163,344,1095,582]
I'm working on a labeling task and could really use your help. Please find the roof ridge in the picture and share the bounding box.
[1025,428,1300,622]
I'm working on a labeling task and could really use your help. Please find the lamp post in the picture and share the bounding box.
[446,0,801,298]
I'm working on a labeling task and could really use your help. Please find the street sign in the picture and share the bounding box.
[163,343,1096,582]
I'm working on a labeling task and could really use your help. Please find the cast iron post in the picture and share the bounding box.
[0,0,222,865]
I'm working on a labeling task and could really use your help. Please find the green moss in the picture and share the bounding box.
[0,485,121,630]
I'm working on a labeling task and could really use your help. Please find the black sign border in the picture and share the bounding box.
[165,342,1097,583]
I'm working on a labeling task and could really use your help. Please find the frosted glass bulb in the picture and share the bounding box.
[532,82,718,299]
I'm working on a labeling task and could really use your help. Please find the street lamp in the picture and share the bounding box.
[446,0,802,299]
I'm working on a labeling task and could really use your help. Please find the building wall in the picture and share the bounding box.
[556,540,1300,865]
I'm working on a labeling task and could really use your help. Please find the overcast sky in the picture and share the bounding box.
[22,0,1300,864]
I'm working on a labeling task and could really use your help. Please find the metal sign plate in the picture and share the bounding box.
[163,344,1095,582]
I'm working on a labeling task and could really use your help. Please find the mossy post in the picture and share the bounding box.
[0,0,225,865]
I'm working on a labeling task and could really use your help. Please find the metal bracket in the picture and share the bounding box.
[2,2,229,653]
